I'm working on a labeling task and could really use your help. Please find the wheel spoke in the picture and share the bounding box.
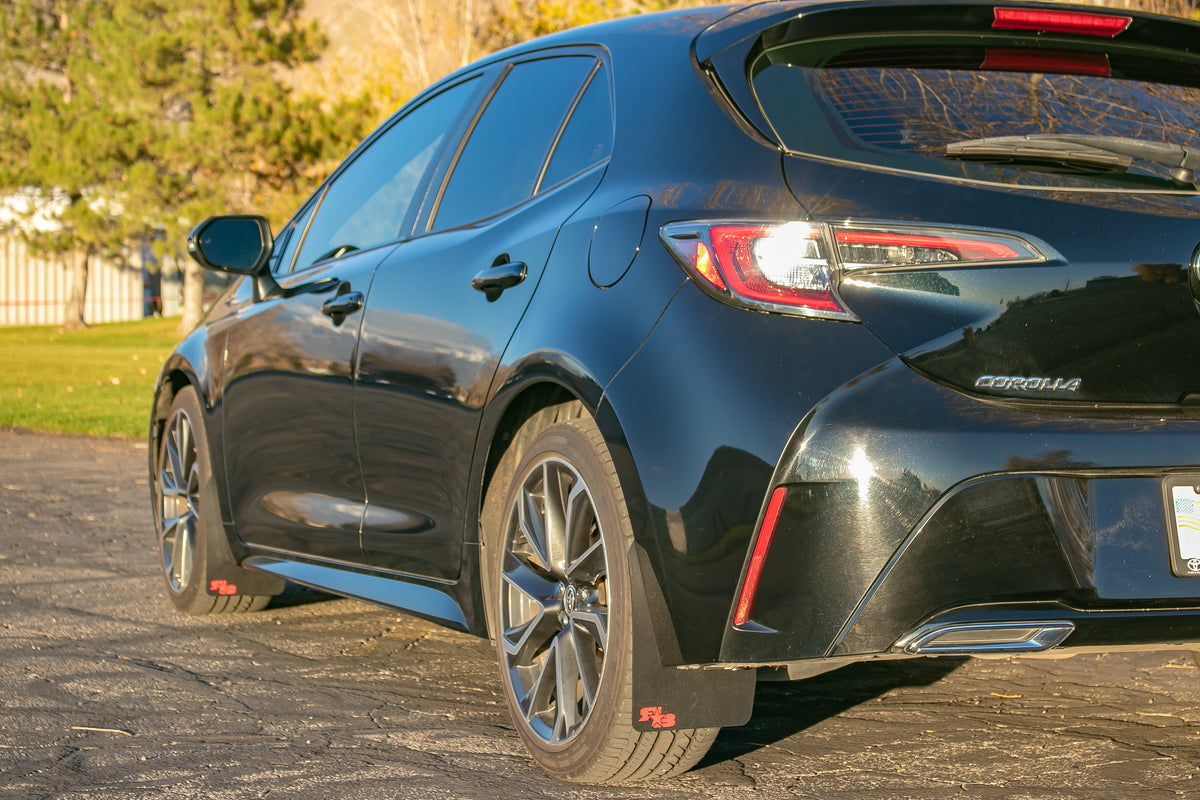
[554,628,581,737]
[502,607,558,662]
[561,479,591,567]
[170,521,189,582]
[161,511,188,541]
[501,551,558,604]
[520,641,556,723]
[564,538,604,583]
[518,483,551,569]
[167,420,186,488]
[572,606,608,651]
[542,462,569,574]
[159,465,183,499]
[185,463,200,518]
[570,622,600,712]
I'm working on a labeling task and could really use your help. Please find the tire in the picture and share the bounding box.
[153,386,270,615]
[482,403,718,783]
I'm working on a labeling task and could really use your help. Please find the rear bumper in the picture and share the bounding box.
[720,358,1200,665]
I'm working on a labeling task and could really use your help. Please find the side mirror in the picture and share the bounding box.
[187,215,273,275]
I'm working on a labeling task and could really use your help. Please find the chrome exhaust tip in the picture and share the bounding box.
[897,621,1075,655]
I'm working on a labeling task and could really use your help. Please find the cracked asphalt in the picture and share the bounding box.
[1,428,1198,799]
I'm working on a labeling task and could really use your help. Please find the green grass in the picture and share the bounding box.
[0,318,183,439]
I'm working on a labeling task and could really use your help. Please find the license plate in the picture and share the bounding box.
[1164,477,1200,577]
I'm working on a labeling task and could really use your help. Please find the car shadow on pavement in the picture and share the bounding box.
[699,657,969,766]
[264,581,341,610]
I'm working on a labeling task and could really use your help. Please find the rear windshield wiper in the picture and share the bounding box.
[946,134,1200,184]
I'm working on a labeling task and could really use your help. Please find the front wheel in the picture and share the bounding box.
[483,404,717,783]
[153,386,271,615]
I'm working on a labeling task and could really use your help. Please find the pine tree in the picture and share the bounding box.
[0,0,373,331]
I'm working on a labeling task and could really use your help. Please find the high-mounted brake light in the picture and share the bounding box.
[992,8,1132,37]
[660,221,1048,319]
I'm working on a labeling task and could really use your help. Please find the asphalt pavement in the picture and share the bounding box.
[1,428,1197,799]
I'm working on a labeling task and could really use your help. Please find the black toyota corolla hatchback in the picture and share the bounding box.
[151,0,1200,782]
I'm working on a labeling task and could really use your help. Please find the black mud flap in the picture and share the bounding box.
[630,547,756,732]
[204,523,286,597]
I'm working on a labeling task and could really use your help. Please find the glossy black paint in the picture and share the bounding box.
[785,158,1200,405]
[222,249,384,562]
[151,0,1200,723]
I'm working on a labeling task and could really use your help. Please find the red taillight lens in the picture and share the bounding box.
[661,220,1048,319]
[733,487,788,627]
[992,8,1132,37]
[711,223,843,312]
[834,229,1023,263]
[661,221,851,319]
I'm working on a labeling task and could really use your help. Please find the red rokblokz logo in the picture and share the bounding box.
[638,706,677,729]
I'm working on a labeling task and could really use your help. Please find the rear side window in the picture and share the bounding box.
[752,32,1200,190]
[433,56,597,231]
[539,64,613,191]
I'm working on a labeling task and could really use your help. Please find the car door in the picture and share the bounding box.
[221,76,482,561]
[354,54,614,578]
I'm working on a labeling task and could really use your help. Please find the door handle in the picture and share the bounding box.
[471,261,527,301]
[321,291,363,324]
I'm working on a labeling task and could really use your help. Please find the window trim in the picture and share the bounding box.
[273,188,324,275]
[533,58,605,195]
[280,72,488,276]
[423,47,612,234]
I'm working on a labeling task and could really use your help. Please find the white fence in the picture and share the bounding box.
[0,235,163,326]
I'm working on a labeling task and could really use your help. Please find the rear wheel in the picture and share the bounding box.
[154,386,270,615]
[483,404,717,783]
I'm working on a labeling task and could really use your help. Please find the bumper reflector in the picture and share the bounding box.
[733,487,788,627]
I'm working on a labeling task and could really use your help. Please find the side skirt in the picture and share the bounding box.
[243,554,470,631]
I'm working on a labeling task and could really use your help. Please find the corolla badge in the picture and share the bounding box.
[975,375,1082,392]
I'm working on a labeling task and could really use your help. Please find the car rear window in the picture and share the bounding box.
[752,33,1200,190]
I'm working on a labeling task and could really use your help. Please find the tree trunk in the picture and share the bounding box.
[177,256,204,336]
[62,246,89,329]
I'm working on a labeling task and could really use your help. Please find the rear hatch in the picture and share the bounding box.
[704,2,1200,406]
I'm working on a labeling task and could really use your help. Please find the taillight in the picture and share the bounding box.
[992,8,1132,37]
[711,223,843,313]
[833,226,1043,268]
[660,220,1048,319]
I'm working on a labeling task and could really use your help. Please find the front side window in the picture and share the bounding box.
[292,77,479,271]
[432,56,597,231]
